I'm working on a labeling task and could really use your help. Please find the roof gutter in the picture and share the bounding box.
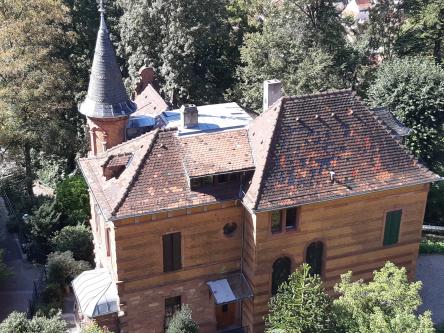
[252,177,444,213]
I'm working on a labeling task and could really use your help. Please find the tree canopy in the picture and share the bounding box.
[0,311,67,333]
[334,262,435,333]
[234,0,356,112]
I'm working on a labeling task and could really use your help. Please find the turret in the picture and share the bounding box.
[79,3,136,156]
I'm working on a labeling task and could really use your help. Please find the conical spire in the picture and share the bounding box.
[79,2,136,118]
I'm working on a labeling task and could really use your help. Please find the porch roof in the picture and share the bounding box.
[207,273,253,305]
[72,269,119,318]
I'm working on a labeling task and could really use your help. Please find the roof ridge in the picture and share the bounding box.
[111,129,160,216]
[252,99,284,210]
[103,131,157,155]
[283,88,353,101]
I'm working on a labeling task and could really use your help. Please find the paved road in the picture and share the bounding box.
[416,254,444,326]
[0,197,42,322]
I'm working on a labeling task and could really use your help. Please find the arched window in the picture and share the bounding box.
[305,241,324,276]
[271,257,291,295]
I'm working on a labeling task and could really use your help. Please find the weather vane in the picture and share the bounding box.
[98,0,106,13]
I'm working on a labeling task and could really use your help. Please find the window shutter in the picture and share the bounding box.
[163,234,173,272]
[172,232,182,270]
[383,210,402,245]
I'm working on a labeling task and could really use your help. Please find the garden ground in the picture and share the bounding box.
[416,254,444,325]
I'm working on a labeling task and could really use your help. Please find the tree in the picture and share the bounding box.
[0,311,67,333]
[51,224,94,263]
[54,175,90,225]
[25,200,62,263]
[265,263,337,333]
[46,251,90,287]
[166,305,199,333]
[0,0,78,197]
[116,0,235,105]
[368,0,404,60]
[333,262,435,333]
[234,0,355,112]
[398,0,444,64]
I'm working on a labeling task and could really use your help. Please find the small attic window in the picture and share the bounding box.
[102,153,132,180]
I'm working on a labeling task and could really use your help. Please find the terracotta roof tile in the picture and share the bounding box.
[179,130,255,177]
[244,89,441,211]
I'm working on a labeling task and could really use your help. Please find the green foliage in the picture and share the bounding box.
[265,263,337,333]
[398,0,444,64]
[333,262,435,333]
[38,283,64,315]
[117,0,235,106]
[425,181,444,225]
[34,153,67,189]
[234,0,355,112]
[51,224,93,263]
[419,239,444,254]
[166,305,199,333]
[367,56,444,173]
[0,249,11,279]
[0,0,79,197]
[46,251,90,287]
[55,175,89,225]
[80,321,110,333]
[25,200,62,263]
[368,0,404,60]
[0,311,67,333]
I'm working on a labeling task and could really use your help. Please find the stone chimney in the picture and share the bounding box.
[180,104,199,129]
[263,79,282,112]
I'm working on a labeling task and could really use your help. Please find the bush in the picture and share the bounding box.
[0,311,67,333]
[81,321,110,333]
[54,175,89,225]
[51,224,94,263]
[46,251,90,287]
[333,262,434,333]
[166,305,198,333]
[40,283,64,310]
[419,239,444,254]
[265,263,337,333]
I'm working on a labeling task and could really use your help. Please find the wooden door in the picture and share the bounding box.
[215,302,236,330]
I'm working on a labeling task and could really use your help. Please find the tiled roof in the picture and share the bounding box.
[243,89,441,211]
[103,154,132,168]
[79,129,247,219]
[133,84,168,117]
[180,130,255,177]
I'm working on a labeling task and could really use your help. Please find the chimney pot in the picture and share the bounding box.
[263,79,282,112]
[180,104,199,129]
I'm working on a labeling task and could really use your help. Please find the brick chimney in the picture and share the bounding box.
[135,66,155,95]
[180,104,199,129]
[263,79,282,112]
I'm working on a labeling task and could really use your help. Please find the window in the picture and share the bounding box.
[163,233,182,272]
[202,176,214,186]
[223,223,237,236]
[271,257,291,295]
[105,228,111,257]
[164,296,181,329]
[383,210,402,246]
[285,207,297,230]
[222,304,228,312]
[217,174,228,183]
[305,241,324,276]
[271,211,282,233]
[271,208,299,234]
[190,178,201,190]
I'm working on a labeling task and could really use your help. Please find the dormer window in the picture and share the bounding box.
[102,153,132,180]
[189,172,244,190]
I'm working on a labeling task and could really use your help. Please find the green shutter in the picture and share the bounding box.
[383,210,402,245]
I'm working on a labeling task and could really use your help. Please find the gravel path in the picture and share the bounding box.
[416,254,444,325]
[0,197,42,321]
